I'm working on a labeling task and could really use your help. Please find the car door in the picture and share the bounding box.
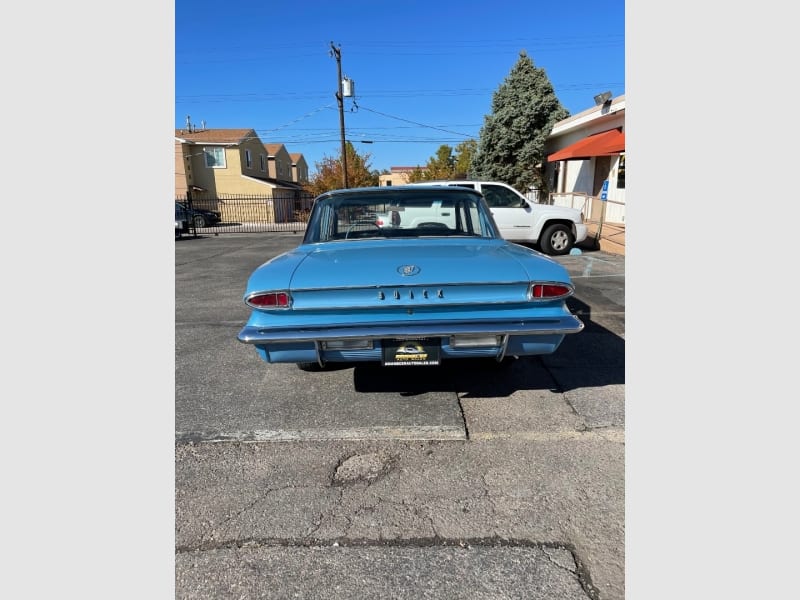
[477,183,532,241]
[175,203,189,227]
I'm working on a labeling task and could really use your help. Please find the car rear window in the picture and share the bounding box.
[303,191,497,243]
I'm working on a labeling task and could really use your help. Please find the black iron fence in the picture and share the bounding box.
[176,192,315,235]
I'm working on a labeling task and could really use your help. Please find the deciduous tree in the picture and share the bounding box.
[408,142,481,182]
[304,142,378,195]
[454,139,477,178]
[408,145,457,181]
[406,166,427,183]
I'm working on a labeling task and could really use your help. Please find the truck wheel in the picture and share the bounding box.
[540,224,574,256]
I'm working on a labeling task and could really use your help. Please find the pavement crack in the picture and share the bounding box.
[306,488,345,538]
[201,484,297,545]
[426,514,440,540]
[542,543,600,600]
[456,395,470,440]
[177,532,601,600]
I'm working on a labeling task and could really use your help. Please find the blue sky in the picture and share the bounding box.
[176,0,624,174]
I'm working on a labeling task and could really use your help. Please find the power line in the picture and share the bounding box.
[260,103,335,133]
[355,104,474,138]
[176,35,623,63]
[175,82,624,103]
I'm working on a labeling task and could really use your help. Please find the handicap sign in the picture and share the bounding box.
[600,179,608,201]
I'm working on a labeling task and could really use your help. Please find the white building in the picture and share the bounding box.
[544,94,625,223]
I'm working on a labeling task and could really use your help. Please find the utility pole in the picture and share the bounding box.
[330,42,348,188]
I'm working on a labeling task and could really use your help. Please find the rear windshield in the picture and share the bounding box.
[303,191,499,244]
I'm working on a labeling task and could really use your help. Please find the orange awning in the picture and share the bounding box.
[547,129,625,162]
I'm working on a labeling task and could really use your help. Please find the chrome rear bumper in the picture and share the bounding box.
[238,316,584,344]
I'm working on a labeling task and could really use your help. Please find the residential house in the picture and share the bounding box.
[263,143,295,183]
[290,153,309,184]
[174,127,308,223]
[543,94,625,224]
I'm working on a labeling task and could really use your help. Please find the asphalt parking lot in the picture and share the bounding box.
[175,232,625,599]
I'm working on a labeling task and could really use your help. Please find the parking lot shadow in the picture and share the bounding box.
[353,296,623,397]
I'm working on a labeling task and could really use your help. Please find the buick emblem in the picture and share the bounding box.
[397,264,421,276]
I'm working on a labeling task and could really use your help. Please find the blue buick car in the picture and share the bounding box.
[238,186,583,369]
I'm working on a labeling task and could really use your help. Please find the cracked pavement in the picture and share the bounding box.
[176,234,625,599]
[176,435,621,599]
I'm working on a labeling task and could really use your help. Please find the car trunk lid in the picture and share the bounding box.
[287,240,535,309]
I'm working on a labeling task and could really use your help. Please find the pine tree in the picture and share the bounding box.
[470,50,569,195]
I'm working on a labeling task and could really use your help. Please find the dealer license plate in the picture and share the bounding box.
[382,338,441,366]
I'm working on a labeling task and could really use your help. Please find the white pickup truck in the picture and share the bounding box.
[407,180,587,255]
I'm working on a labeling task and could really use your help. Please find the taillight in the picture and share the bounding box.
[245,291,292,309]
[375,219,385,226]
[529,283,573,300]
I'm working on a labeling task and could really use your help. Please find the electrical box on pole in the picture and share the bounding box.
[342,78,354,98]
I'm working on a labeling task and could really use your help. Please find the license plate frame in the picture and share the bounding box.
[382,338,441,366]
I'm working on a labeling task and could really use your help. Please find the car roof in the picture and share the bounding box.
[408,180,527,191]
[407,180,488,185]
[316,185,483,199]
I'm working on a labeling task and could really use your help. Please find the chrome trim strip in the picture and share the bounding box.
[249,283,575,311]
[262,297,567,311]
[281,280,571,292]
[238,316,584,345]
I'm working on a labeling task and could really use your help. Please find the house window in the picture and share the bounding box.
[245,149,252,169]
[204,147,226,168]
[260,154,266,171]
[616,154,625,189]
